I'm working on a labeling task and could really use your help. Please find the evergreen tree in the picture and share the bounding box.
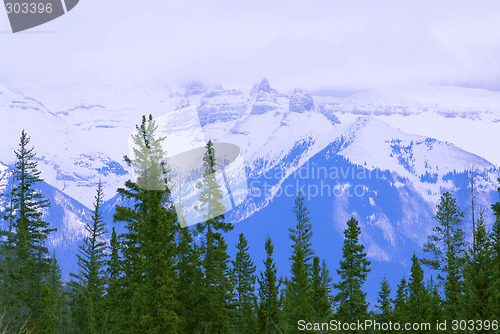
[114,115,180,333]
[425,277,443,333]
[490,179,500,318]
[375,277,392,329]
[70,182,107,333]
[257,236,282,334]
[334,217,371,326]
[46,256,72,333]
[392,277,409,328]
[195,140,234,333]
[104,226,122,333]
[422,191,466,321]
[284,193,315,332]
[175,226,203,333]
[0,130,56,331]
[311,256,332,321]
[36,284,58,334]
[463,211,493,320]
[230,233,257,333]
[407,254,427,323]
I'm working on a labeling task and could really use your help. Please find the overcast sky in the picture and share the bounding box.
[1,0,500,92]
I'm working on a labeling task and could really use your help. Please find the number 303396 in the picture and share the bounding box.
[5,2,53,14]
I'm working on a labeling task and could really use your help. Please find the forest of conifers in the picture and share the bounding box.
[1,115,500,333]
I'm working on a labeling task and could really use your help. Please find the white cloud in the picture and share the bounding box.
[1,0,500,91]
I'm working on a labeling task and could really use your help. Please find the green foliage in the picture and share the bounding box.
[35,284,58,334]
[284,193,315,332]
[230,233,257,333]
[463,212,493,320]
[375,276,392,328]
[407,254,427,323]
[70,182,107,333]
[392,277,408,326]
[489,180,500,318]
[334,217,371,326]
[257,236,282,334]
[103,227,121,333]
[422,191,465,320]
[175,226,203,333]
[311,256,333,321]
[194,140,234,333]
[113,115,180,333]
[0,130,60,332]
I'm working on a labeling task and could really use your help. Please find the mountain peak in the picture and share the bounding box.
[289,88,314,113]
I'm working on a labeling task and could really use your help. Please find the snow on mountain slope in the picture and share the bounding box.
[337,117,497,205]
[3,80,499,211]
[315,85,500,166]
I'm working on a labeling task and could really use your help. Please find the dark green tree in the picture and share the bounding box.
[422,191,465,321]
[114,115,180,333]
[103,226,122,333]
[407,254,427,324]
[311,256,332,321]
[175,226,203,333]
[334,217,371,326]
[36,284,58,334]
[195,140,234,333]
[284,193,315,332]
[375,276,392,329]
[230,233,257,333]
[70,182,107,333]
[463,211,493,320]
[490,179,500,318]
[392,277,409,329]
[0,130,57,331]
[425,277,443,333]
[257,236,282,334]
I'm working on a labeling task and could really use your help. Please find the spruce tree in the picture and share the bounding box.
[490,179,500,318]
[0,130,56,331]
[425,277,443,333]
[195,140,234,333]
[257,236,282,334]
[175,226,203,333]
[422,191,466,321]
[375,276,392,329]
[230,233,257,333]
[334,217,371,325]
[311,256,332,321]
[70,182,107,333]
[104,227,122,333]
[407,254,427,323]
[392,277,409,333]
[36,284,58,334]
[114,115,180,333]
[463,211,493,320]
[284,193,315,332]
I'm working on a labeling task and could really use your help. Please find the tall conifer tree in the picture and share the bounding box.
[70,182,107,333]
[195,140,234,333]
[375,277,392,328]
[334,217,371,326]
[422,191,466,321]
[114,115,180,333]
[230,233,257,333]
[284,193,315,332]
[490,179,500,318]
[257,236,282,334]
[0,130,58,331]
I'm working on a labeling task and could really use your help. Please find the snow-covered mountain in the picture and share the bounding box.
[1,80,499,288]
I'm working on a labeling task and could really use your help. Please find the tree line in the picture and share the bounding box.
[1,115,500,333]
